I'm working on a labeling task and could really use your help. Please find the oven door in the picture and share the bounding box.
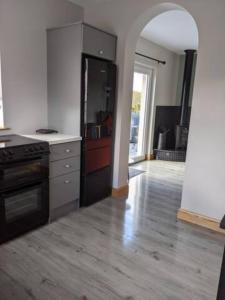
[0,155,49,189]
[0,180,49,243]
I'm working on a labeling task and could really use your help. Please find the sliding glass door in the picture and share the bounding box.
[129,65,152,164]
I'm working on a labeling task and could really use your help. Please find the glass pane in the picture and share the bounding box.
[85,58,114,139]
[5,187,42,223]
[129,72,148,162]
[3,162,43,182]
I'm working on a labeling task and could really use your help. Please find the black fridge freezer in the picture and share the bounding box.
[80,55,117,207]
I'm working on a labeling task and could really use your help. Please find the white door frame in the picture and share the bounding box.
[129,62,156,164]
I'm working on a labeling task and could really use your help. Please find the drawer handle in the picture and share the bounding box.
[64,180,71,184]
[65,164,71,168]
[99,50,104,55]
[65,149,71,153]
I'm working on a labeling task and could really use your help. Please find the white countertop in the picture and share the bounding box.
[22,134,82,145]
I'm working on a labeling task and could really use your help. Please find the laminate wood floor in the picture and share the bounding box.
[0,161,224,300]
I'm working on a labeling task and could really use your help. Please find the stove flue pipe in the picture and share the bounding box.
[180,49,196,126]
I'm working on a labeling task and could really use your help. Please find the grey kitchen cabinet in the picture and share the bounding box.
[50,171,80,210]
[47,24,82,136]
[82,24,117,61]
[50,141,80,162]
[50,156,80,178]
[47,23,117,135]
[49,141,80,222]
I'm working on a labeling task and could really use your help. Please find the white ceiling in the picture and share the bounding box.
[69,0,111,7]
[141,10,199,54]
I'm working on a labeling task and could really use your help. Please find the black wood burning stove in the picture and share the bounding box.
[154,49,196,162]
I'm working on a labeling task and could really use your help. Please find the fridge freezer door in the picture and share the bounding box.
[80,56,117,207]
[81,167,112,207]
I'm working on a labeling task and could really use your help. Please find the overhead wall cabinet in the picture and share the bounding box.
[82,24,117,61]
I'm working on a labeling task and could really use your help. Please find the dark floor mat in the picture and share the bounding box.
[129,168,146,179]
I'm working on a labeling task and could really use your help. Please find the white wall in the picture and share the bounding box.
[84,0,225,221]
[136,37,180,107]
[0,0,83,135]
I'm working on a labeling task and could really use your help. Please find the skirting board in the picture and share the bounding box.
[112,185,129,198]
[177,208,225,235]
[145,154,155,161]
[0,127,10,131]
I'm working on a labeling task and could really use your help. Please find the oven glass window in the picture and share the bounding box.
[5,186,42,223]
[4,162,44,181]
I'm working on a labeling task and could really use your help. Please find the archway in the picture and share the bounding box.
[113,2,199,192]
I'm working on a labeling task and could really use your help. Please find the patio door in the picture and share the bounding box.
[129,64,152,164]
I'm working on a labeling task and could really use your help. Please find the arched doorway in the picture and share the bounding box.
[113,3,199,194]
[129,8,198,163]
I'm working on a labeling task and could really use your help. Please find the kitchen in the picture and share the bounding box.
[1,1,225,299]
[0,1,117,244]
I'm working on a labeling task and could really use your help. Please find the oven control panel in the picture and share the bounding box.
[0,142,49,163]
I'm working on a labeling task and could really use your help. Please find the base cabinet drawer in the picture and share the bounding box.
[50,171,80,210]
[50,156,80,178]
[50,142,80,162]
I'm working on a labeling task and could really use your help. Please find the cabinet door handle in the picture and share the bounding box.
[65,164,71,168]
[64,180,71,184]
[65,149,71,153]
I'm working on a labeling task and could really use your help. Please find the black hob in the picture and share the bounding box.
[0,135,49,163]
[0,134,44,147]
